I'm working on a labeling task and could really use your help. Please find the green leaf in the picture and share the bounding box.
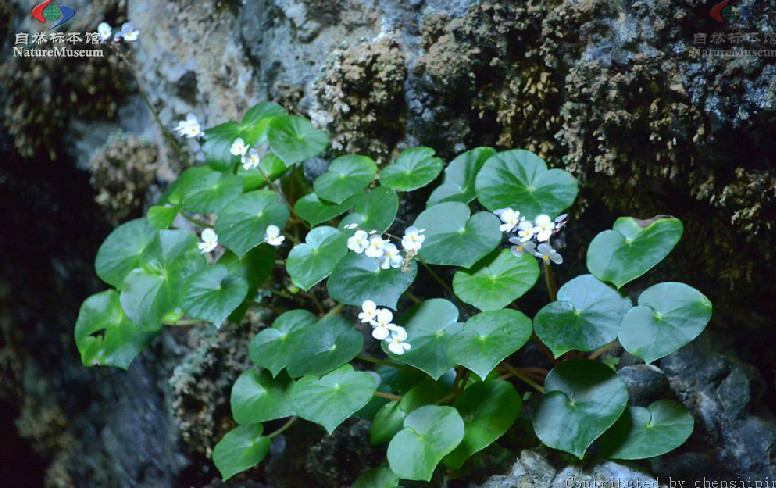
[414,202,501,268]
[249,310,318,376]
[533,275,631,357]
[147,204,180,229]
[532,360,628,459]
[241,102,287,143]
[351,468,399,488]
[202,122,241,171]
[380,147,444,191]
[314,155,377,204]
[212,424,270,481]
[286,226,348,291]
[618,282,712,363]
[95,218,157,288]
[339,187,399,233]
[268,115,329,165]
[215,190,290,257]
[219,246,276,323]
[231,369,295,424]
[587,217,684,289]
[387,299,462,379]
[74,290,157,369]
[238,154,291,192]
[475,149,578,220]
[447,309,532,380]
[181,169,243,214]
[598,400,694,460]
[453,249,539,311]
[295,192,360,227]
[387,405,464,481]
[443,380,522,468]
[371,380,448,445]
[428,147,496,205]
[285,314,364,378]
[327,252,417,309]
[289,365,377,433]
[182,265,249,326]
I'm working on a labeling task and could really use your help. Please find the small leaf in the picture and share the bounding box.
[241,102,287,144]
[289,365,377,433]
[387,405,464,481]
[314,155,377,204]
[74,290,157,369]
[249,310,318,376]
[212,424,270,481]
[181,169,244,214]
[428,147,496,205]
[532,360,628,459]
[447,309,532,380]
[587,217,684,288]
[182,265,249,326]
[295,192,360,227]
[475,149,578,220]
[339,187,399,233]
[215,190,290,257]
[619,282,712,363]
[202,122,241,171]
[598,400,694,460]
[286,226,348,291]
[414,202,501,268]
[147,204,180,229]
[95,218,157,288]
[371,380,448,445]
[231,369,295,424]
[351,468,399,488]
[268,115,329,165]
[533,275,631,357]
[453,249,539,311]
[327,252,417,309]
[381,147,444,191]
[285,314,364,378]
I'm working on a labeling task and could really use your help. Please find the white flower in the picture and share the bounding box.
[371,309,396,340]
[230,137,249,157]
[347,230,370,253]
[535,243,563,265]
[497,208,522,232]
[198,228,218,253]
[115,22,139,42]
[378,243,403,269]
[533,214,556,242]
[264,225,285,247]
[97,22,112,42]
[365,235,388,258]
[343,223,359,230]
[516,220,535,242]
[242,148,260,170]
[387,330,411,355]
[175,114,202,139]
[402,226,426,252]
[359,300,378,324]
[509,237,537,258]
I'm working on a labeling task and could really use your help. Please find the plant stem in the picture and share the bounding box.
[303,292,325,315]
[589,340,619,360]
[166,319,207,326]
[404,291,422,304]
[283,231,300,245]
[374,391,403,401]
[325,303,344,317]
[499,363,545,393]
[544,262,558,302]
[421,261,454,295]
[356,354,416,372]
[249,300,288,314]
[181,212,213,228]
[268,417,297,438]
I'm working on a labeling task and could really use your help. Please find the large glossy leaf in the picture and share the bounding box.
[181,169,243,214]
[249,310,318,376]
[371,380,448,445]
[268,115,329,165]
[475,149,578,220]
[619,282,712,363]
[231,369,295,424]
[327,252,417,309]
[182,265,249,326]
[414,202,501,268]
[533,360,628,458]
[314,155,377,204]
[533,275,631,357]
[289,365,377,433]
[380,147,444,191]
[285,314,364,378]
[74,290,157,369]
[447,309,532,380]
[295,192,360,227]
[241,102,287,143]
[339,187,398,233]
[387,405,464,481]
[428,147,496,205]
[212,424,270,481]
[587,217,684,289]
[286,226,348,291]
[453,249,539,311]
[215,190,290,257]
[95,218,157,288]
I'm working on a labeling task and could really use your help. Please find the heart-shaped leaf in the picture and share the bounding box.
[313,155,377,204]
[268,115,329,165]
[289,365,377,433]
[619,282,712,363]
[215,190,290,257]
[238,154,291,192]
[475,149,578,220]
[339,187,398,233]
[414,202,501,268]
[231,369,295,424]
[249,310,318,376]
[181,169,243,214]
[380,147,444,191]
[95,218,157,288]
[74,290,157,369]
[286,226,348,291]
[453,249,539,311]
[443,380,522,468]
[387,405,464,481]
[285,314,364,378]
[327,252,417,309]
[428,147,496,205]
[447,309,532,380]
[587,217,684,288]
[241,102,287,143]
[598,400,694,460]
[219,246,276,323]
[352,468,400,488]
[212,424,270,481]
[532,360,628,458]
[533,275,631,357]
[371,380,449,445]
[182,265,249,326]
[387,299,462,379]
[147,204,180,229]
[295,192,360,227]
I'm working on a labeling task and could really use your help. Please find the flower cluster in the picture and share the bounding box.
[494,208,567,265]
[359,301,411,355]
[227,138,264,171]
[175,114,202,139]
[97,22,139,43]
[345,225,425,271]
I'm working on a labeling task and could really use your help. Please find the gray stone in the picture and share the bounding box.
[617,364,671,407]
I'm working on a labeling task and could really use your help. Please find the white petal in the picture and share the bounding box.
[535,214,552,226]
[388,342,406,355]
[362,300,376,313]
[372,327,390,340]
